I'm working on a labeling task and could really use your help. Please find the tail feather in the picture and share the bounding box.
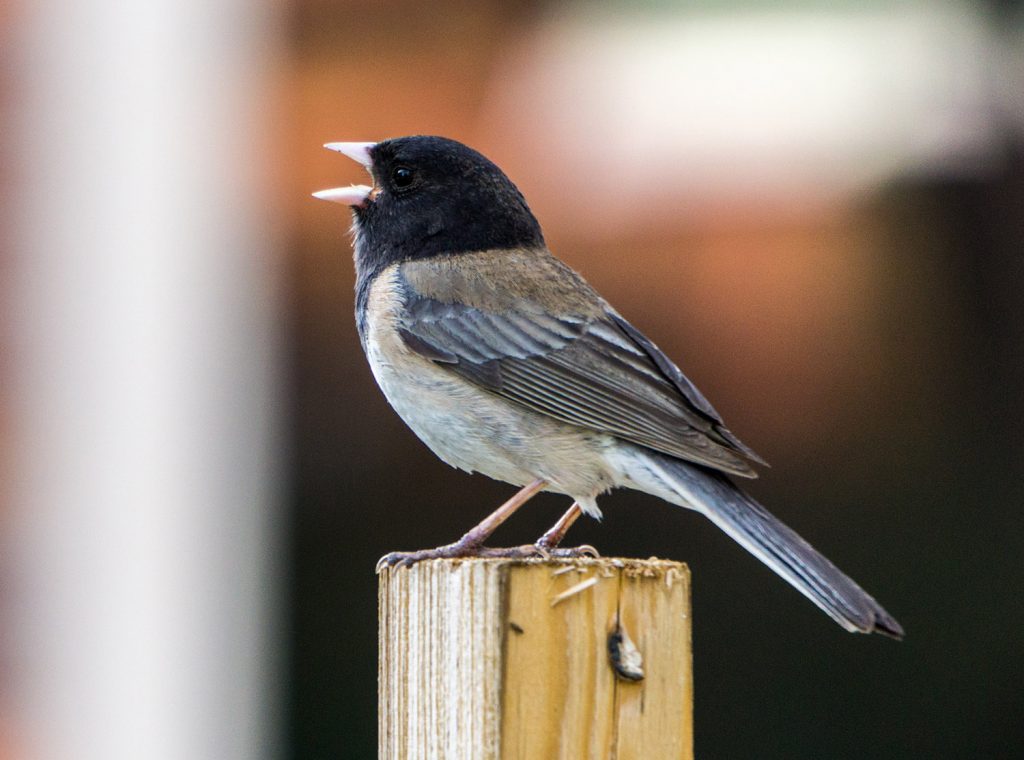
[617,447,903,637]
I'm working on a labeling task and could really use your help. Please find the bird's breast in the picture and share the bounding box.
[359,264,618,504]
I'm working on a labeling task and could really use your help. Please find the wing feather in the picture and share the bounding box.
[395,267,764,477]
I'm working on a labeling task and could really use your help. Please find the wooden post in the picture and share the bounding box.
[378,557,692,760]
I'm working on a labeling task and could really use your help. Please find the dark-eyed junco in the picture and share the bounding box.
[314,136,902,637]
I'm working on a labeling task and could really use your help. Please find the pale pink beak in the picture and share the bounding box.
[312,141,377,206]
[323,141,376,168]
[311,185,374,206]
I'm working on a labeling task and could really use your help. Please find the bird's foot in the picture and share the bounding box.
[376,539,486,571]
[376,542,601,571]
[376,542,543,571]
[540,543,601,559]
[469,543,601,560]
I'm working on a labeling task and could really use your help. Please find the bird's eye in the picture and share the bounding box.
[392,166,416,189]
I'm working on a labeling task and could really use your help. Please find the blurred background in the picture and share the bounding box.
[3,0,1023,758]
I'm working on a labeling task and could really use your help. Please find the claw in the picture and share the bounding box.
[375,540,485,572]
[475,544,546,559]
[547,544,600,559]
[375,542,601,572]
[532,542,552,560]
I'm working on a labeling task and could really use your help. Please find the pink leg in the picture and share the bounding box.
[532,502,599,559]
[378,479,547,569]
[536,502,583,550]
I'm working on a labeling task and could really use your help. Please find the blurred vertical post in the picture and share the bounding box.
[7,2,281,759]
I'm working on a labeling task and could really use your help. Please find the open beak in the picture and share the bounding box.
[324,142,375,168]
[311,185,374,206]
[312,141,377,207]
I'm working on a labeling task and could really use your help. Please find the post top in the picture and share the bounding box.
[377,555,688,579]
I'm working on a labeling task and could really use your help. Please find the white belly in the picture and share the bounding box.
[361,266,617,514]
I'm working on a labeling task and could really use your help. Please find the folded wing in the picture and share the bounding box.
[396,265,766,478]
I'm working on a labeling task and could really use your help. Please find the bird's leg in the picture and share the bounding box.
[532,502,600,559]
[377,479,547,569]
[461,478,547,548]
[536,502,582,550]
[476,502,600,560]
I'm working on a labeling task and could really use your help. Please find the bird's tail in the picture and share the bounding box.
[613,446,904,637]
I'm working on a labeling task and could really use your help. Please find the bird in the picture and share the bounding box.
[313,135,903,638]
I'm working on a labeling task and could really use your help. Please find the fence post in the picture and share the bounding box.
[379,557,693,759]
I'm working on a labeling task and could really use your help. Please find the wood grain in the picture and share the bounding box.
[379,557,692,760]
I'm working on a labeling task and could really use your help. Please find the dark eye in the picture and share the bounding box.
[392,165,415,189]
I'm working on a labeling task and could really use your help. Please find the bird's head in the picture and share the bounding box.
[314,136,544,272]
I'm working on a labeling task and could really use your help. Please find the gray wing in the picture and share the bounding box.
[397,275,766,478]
